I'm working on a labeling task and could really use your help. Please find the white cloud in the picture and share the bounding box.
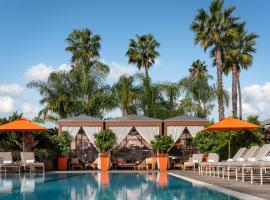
[105,61,139,82]
[242,81,270,120]
[0,84,24,96]
[25,63,71,81]
[22,102,40,119]
[0,96,15,113]
[105,108,122,119]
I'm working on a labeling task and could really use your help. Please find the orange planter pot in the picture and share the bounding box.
[157,154,168,171]
[99,154,109,171]
[58,157,68,171]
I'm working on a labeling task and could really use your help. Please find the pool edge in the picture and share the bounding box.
[168,173,265,200]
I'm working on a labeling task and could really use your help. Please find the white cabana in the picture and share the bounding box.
[62,126,81,138]
[166,126,186,143]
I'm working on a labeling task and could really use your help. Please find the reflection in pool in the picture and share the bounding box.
[0,172,238,200]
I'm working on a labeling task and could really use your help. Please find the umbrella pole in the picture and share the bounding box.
[23,132,25,152]
[228,131,231,159]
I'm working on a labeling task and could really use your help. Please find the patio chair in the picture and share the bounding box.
[0,152,20,174]
[223,146,259,180]
[199,153,219,175]
[70,158,84,170]
[20,152,44,173]
[210,147,247,178]
[230,144,270,184]
[85,159,98,170]
[183,154,203,171]
[138,157,157,170]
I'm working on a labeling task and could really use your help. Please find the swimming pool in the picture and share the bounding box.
[0,172,238,200]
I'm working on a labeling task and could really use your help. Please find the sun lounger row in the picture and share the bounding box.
[0,152,44,174]
[199,144,270,185]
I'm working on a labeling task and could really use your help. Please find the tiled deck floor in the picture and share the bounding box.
[171,170,270,200]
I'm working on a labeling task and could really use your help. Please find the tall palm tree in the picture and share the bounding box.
[65,29,111,113]
[126,34,160,117]
[191,0,239,120]
[126,34,160,78]
[189,60,208,77]
[112,75,138,116]
[65,28,101,64]
[224,24,258,118]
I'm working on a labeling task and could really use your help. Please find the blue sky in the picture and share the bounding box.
[0,0,270,123]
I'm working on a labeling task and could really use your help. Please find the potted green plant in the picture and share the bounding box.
[54,131,71,171]
[151,135,174,170]
[94,130,116,171]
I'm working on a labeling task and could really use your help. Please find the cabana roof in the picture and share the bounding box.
[164,115,207,122]
[58,114,103,123]
[106,114,162,122]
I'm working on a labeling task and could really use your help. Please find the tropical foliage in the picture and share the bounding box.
[94,130,116,154]
[151,135,174,154]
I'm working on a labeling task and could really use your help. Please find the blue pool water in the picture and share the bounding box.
[0,172,238,200]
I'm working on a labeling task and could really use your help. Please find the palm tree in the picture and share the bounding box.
[158,82,181,117]
[65,28,101,64]
[126,34,160,78]
[191,0,239,120]
[189,60,208,77]
[223,23,258,118]
[65,29,111,113]
[112,75,138,116]
[126,34,160,117]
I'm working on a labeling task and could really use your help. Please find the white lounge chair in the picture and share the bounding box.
[223,146,259,180]
[210,147,247,178]
[183,154,203,171]
[0,152,20,174]
[20,152,44,174]
[199,153,219,176]
[230,144,270,184]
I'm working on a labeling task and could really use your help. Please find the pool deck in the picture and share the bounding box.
[170,170,270,200]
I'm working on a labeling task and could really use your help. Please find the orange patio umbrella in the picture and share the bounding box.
[204,117,260,158]
[0,118,48,151]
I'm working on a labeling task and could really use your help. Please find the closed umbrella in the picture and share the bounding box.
[0,118,48,151]
[204,117,260,158]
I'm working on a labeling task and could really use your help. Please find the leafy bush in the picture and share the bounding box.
[52,131,71,156]
[194,129,265,160]
[151,135,174,154]
[94,130,116,154]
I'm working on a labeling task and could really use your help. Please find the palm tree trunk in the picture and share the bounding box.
[215,49,225,120]
[237,70,242,120]
[122,107,128,116]
[232,63,238,117]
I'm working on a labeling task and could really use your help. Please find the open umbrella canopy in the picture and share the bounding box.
[204,117,260,159]
[0,118,48,132]
[204,117,260,132]
[0,118,48,152]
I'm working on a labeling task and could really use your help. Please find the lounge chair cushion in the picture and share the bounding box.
[26,160,35,164]
[71,158,80,165]
[262,156,270,161]
[3,160,12,164]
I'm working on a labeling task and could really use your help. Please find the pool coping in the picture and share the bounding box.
[168,173,265,200]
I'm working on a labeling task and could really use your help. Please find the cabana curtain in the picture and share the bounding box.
[167,126,186,143]
[108,127,133,144]
[186,126,204,137]
[135,126,159,144]
[82,126,101,148]
[62,126,81,138]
